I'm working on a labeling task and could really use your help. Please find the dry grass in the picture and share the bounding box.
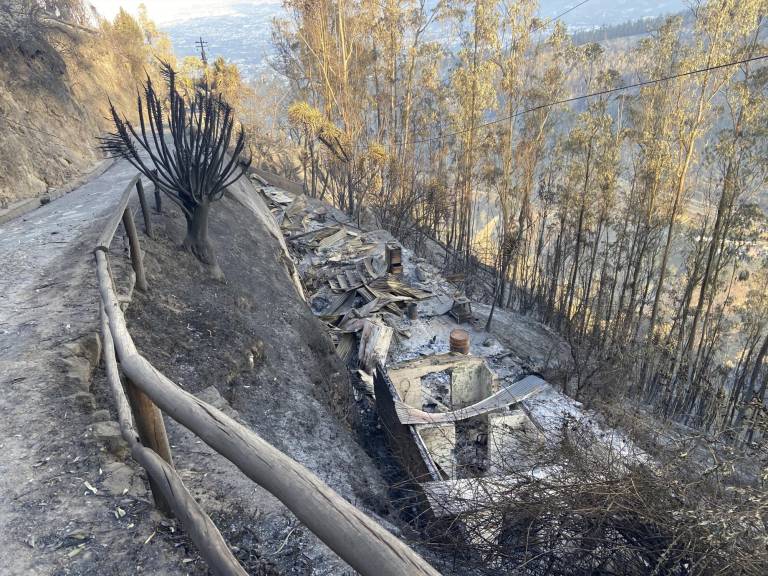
[399,419,768,576]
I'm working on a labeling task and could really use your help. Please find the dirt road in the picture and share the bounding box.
[0,160,188,575]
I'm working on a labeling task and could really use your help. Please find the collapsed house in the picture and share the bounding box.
[255,178,636,546]
[374,354,546,482]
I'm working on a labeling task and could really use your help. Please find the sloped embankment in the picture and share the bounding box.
[113,177,392,574]
[0,15,142,209]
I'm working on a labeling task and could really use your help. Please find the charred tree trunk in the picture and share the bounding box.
[743,332,768,443]
[182,203,222,280]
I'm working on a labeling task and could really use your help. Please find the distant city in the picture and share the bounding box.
[160,0,687,80]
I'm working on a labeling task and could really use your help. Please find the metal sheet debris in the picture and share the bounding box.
[393,375,547,425]
[273,191,433,370]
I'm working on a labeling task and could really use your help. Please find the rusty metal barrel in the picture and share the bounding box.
[449,328,470,354]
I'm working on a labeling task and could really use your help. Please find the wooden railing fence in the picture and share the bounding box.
[94,175,441,576]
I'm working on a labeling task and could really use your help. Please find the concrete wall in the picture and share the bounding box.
[374,368,442,482]
[419,425,456,478]
[451,361,497,408]
[394,376,423,408]
[388,353,497,410]
[487,411,534,474]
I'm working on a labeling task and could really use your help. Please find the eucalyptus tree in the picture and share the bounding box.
[683,14,768,385]
[448,0,499,265]
[645,0,766,379]
[617,17,681,359]
[486,13,570,328]
[554,44,621,332]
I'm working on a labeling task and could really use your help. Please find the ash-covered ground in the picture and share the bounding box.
[113,179,402,575]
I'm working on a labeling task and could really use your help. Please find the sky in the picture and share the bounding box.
[88,0,279,24]
[89,1,687,28]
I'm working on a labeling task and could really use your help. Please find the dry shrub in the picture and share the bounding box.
[408,418,767,575]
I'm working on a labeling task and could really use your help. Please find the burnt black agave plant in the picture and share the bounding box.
[101,61,251,279]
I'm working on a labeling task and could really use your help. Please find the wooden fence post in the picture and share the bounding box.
[124,379,174,515]
[152,169,162,213]
[135,179,153,239]
[122,208,148,292]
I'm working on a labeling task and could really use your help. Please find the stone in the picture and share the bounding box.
[60,333,102,393]
[79,333,102,367]
[63,333,102,369]
[91,409,111,422]
[66,391,95,411]
[92,421,128,457]
[101,462,145,497]
[61,356,92,392]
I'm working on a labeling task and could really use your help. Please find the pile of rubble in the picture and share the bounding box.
[262,189,438,377]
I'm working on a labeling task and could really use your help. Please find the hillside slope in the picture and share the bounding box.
[0,10,151,209]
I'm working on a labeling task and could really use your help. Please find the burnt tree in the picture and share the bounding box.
[101,61,250,279]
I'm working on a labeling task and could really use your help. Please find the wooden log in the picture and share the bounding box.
[96,174,139,251]
[122,207,148,292]
[135,179,154,239]
[100,306,248,576]
[94,250,441,576]
[359,319,393,373]
[40,15,97,35]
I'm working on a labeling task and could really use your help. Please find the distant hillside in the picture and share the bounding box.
[160,0,687,81]
[538,0,686,31]
[571,11,690,45]
[161,2,280,79]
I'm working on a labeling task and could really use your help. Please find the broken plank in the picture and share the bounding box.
[359,319,393,373]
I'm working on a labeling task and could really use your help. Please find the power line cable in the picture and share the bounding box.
[426,0,593,45]
[406,52,768,145]
[538,0,593,31]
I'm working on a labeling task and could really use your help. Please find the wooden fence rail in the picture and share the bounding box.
[100,304,248,575]
[94,175,441,576]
